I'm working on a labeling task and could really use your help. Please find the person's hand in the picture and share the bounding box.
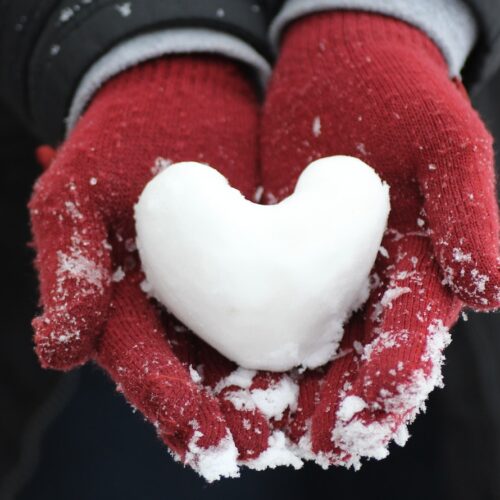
[261,11,500,467]
[29,56,274,479]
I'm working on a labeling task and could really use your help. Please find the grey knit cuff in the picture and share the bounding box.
[270,0,478,77]
[67,28,272,134]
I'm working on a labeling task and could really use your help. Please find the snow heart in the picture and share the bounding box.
[135,156,390,371]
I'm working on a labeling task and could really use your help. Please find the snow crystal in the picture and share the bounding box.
[394,424,410,447]
[361,329,406,364]
[356,143,368,155]
[216,8,225,18]
[382,321,451,415]
[50,45,60,56]
[337,395,367,421]
[56,251,104,295]
[287,423,335,469]
[250,377,299,420]
[452,248,472,263]
[381,287,411,308]
[189,365,202,383]
[254,186,264,203]
[50,328,80,345]
[312,116,321,137]
[353,340,364,355]
[139,278,153,294]
[151,157,172,175]
[213,367,256,394]
[379,246,389,258]
[244,431,303,471]
[64,201,83,220]
[330,348,352,364]
[184,431,239,482]
[59,7,74,22]
[224,390,255,412]
[264,191,278,205]
[175,418,321,480]
[471,269,489,293]
[115,2,131,17]
[216,369,299,421]
[112,266,125,282]
[333,419,390,466]
[371,286,411,322]
[172,323,188,333]
[89,177,98,186]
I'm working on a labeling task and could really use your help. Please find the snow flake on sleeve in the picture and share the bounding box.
[115,2,132,17]
[50,44,60,56]
[59,7,75,22]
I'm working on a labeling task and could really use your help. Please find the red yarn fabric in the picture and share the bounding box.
[29,56,272,469]
[29,12,500,473]
[261,12,500,465]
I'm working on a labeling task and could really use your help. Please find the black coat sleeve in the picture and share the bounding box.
[0,0,276,145]
[462,0,500,92]
[0,0,499,145]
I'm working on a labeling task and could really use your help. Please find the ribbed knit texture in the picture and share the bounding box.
[270,0,478,77]
[29,56,271,465]
[261,11,500,464]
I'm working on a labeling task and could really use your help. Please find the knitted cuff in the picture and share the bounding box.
[270,0,478,77]
[67,28,271,134]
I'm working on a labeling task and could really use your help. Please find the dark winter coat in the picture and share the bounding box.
[1,0,500,145]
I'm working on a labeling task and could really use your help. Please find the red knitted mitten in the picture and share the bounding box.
[29,56,272,479]
[261,12,500,467]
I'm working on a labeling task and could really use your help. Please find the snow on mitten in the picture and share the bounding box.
[261,11,500,467]
[29,56,273,479]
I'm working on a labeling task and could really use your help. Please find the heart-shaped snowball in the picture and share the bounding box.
[135,156,390,372]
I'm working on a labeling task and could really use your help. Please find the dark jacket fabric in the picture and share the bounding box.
[462,0,500,89]
[0,0,277,143]
[1,0,500,145]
